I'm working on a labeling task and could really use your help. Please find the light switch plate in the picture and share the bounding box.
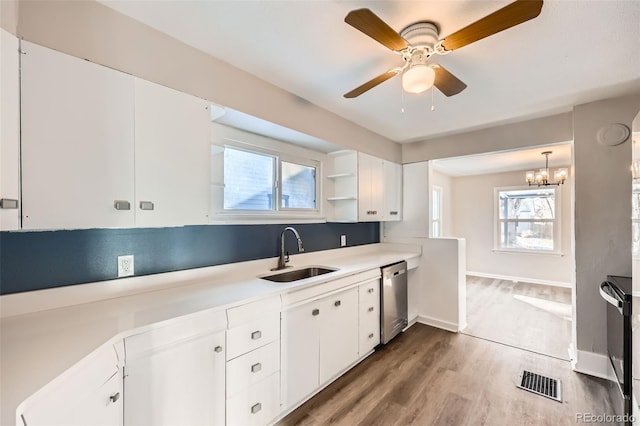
[340,235,347,247]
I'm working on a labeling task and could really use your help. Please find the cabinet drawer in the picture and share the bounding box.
[227,340,280,398]
[125,308,226,359]
[227,313,280,360]
[358,278,380,303]
[227,296,281,328]
[226,372,280,426]
[359,278,380,356]
[359,312,380,356]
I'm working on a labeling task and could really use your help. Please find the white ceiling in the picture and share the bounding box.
[431,143,572,177]
[100,0,640,145]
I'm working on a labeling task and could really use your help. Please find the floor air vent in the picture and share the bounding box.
[517,370,562,402]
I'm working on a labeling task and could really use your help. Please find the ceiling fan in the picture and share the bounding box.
[343,0,543,98]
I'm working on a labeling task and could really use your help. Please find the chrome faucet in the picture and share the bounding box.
[272,227,304,271]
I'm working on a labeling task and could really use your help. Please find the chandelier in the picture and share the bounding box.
[525,151,568,187]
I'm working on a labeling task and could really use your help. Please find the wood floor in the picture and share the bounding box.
[463,276,572,360]
[277,324,613,426]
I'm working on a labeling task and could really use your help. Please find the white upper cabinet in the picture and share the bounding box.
[20,42,213,230]
[134,78,211,227]
[21,41,135,230]
[0,30,21,230]
[358,152,384,222]
[327,150,402,222]
[383,159,402,221]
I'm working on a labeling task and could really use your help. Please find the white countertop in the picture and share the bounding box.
[0,243,420,426]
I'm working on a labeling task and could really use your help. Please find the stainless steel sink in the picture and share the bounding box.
[260,266,338,283]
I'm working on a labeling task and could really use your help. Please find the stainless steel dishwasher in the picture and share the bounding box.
[380,261,408,344]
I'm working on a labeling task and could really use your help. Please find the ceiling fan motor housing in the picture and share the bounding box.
[400,21,440,51]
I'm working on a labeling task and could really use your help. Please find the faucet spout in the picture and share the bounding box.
[272,226,304,271]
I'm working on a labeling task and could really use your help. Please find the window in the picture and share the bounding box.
[495,187,559,252]
[431,186,442,237]
[224,148,275,210]
[220,146,319,215]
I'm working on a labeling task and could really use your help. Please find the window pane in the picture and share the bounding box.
[499,188,555,219]
[224,148,274,210]
[500,221,554,251]
[281,161,316,209]
[432,221,440,238]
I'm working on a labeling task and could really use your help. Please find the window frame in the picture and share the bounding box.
[493,185,562,255]
[215,141,322,219]
[431,185,443,238]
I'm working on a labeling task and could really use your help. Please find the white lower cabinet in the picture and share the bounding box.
[281,286,359,411]
[358,278,381,356]
[18,344,123,426]
[124,310,227,425]
[226,298,281,426]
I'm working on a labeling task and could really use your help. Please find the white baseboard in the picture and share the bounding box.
[569,343,615,381]
[417,315,460,333]
[467,271,572,289]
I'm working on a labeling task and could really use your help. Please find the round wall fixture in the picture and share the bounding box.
[597,123,630,146]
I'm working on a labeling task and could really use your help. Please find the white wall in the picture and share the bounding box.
[385,162,467,332]
[452,169,573,286]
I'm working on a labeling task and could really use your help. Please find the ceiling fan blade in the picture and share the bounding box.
[433,65,467,97]
[440,0,543,51]
[344,70,400,98]
[345,9,409,52]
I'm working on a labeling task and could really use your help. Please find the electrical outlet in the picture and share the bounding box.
[118,255,134,277]
[340,235,347,247]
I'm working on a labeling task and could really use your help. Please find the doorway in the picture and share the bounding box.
[430,144,574,360]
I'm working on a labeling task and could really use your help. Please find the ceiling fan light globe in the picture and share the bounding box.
[402,65,435,94]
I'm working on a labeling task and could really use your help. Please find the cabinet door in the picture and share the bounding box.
[281,301,321,410]
[0,30,21,230]
[21,41,135,229]
[358,153,383,221]
[319,287,359,384]
[134,78,211,227]
[124,330,225,425]
[19,344,122,426]
[383,160,402,221]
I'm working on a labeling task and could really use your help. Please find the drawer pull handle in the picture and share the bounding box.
[368,333,374,339]
[368,306,374,312]
[312,308,320,316]
[0,198,18,209]
[139,201,154,210]
[109,392,120,403]
[251,330,262,340]
[214,345,223,353]
[251,402,262,414]
[334,300,341,307]
[113,200,130,210]
[251,362,262,373]
[368,288,374,294]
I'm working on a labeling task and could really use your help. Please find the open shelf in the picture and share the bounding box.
[327,173,355,179]
[327,196,357,201]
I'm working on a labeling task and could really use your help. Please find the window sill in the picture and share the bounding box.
[211,213,326,225]
[492,249,564,257]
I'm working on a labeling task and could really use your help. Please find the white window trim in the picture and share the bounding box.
[212,139,324,222]
[493,185,563,255]
[431,185,443,238]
